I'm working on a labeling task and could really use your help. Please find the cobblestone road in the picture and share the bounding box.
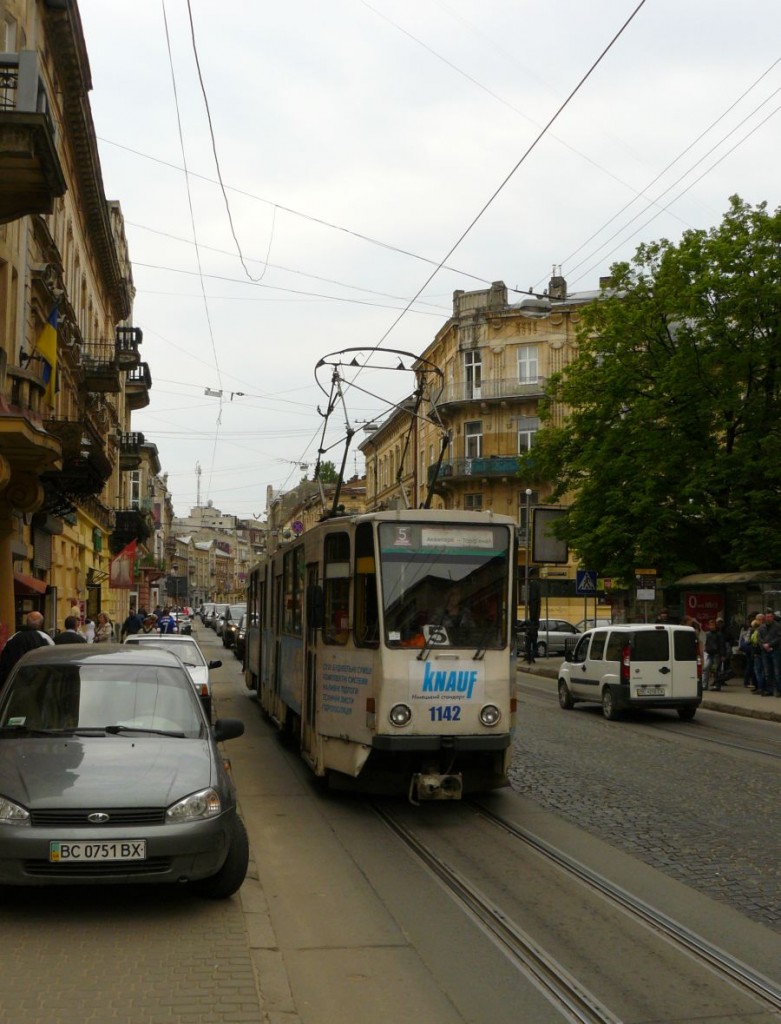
[507,690,781,931]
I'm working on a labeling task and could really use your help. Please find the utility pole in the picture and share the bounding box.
[195,462,202,507]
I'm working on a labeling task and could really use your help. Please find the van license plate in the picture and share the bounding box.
[49,840,146,862]
[637,685,665,696]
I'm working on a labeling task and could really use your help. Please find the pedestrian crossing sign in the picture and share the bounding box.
[576,569,598,595]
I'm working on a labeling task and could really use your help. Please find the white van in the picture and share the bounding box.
[557,623,701,721]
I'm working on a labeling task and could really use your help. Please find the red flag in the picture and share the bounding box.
[109,539,137,589]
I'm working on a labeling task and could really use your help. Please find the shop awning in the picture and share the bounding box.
[672,571,781,586]
[13,572,48,596]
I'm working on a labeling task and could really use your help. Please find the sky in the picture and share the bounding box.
[76,0,780,520]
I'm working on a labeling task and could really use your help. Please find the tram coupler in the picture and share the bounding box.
[411,772,463,802]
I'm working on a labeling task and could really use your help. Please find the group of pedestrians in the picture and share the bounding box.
[738,610,781,697]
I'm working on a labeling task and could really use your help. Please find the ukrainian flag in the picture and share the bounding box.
[36,306,58,407]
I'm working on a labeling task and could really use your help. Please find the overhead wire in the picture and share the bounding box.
[161,0,224,505]
[569,102,781,287]
[184,0,274,284]
[541,58,781,288]
[96,137,495,288]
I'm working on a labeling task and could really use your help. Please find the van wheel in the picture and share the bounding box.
[558,680,575,709]
[535,640,547,658]
[677,706,697,721]
[601,688,620,720]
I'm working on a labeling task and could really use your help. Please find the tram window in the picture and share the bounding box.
[283,545,305,635]
[355,522,379,648]
[324,532,350,646]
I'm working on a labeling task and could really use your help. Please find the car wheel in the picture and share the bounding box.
[535,640,547,658]
[677,706,697,721]
[193,816,249,900]
[558,679,574,709]
[601,687,619,721]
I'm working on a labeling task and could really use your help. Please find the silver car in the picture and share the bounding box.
[123,633,221,717]
[518,618,582,658]
[0,644,247,897]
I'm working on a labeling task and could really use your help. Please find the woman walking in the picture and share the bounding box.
[94,611,113,643]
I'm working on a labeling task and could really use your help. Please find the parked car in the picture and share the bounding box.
[221,604,247,648]
[557,623,701,721]
[123,633,221,717]
[575,617,613,633]
[516,618,582,658]
[0,643,247,897]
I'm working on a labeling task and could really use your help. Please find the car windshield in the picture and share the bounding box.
[125,637,206,668]
[0,663,204,738]
[228,605,246,621]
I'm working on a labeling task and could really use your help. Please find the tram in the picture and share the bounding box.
[245,509,518,801]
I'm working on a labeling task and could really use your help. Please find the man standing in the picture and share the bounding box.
[703,619,728,690]
[0,611,54,684]
[54,615,88,645]
[121,606,144,641]
[158,608,177,634]
[758,608,781,697]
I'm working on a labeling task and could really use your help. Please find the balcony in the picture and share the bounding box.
[0,51,66,224]
[81,339,121,393]
[110,507,154,554]
[438,376,547,408]
[115,326,142,370]
[125,363,152,410]
[428,455,521,485]
[40,418,113,515]
[118,431,145,471]
[0,367,62,473]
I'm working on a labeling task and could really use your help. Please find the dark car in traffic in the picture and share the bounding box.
[0,644,247,898]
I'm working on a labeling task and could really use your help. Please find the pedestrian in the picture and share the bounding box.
[140,614,157,634]
[120,606,143,641]
[758,608,781,697]
[158,607,177,634]
[738,617,755,688]
[0,611,54,685]
[54,615,88,645]
[82,616,96,643]
[702,618,728,690]
[93,612,113,643]
[525,620,538,664]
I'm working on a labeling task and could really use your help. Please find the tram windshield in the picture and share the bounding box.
[378,522,511,649]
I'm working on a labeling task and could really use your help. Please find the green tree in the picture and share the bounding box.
[316,460,339,483]
[524,196,781,581]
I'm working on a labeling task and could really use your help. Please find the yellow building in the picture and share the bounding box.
[0,0,154,636]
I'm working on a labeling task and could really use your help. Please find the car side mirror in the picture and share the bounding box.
[213,718,244,742]
[209,660,222,669]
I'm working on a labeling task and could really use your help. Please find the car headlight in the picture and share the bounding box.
[389,703,412,727]
[166,788,222,823]
[479,704,502,727]
[0,795,30,826]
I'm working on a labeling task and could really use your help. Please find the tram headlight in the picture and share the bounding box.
[389,703,412,727]
[479,704,501,727]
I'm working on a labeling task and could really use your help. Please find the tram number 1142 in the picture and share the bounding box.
[429,705,461,722]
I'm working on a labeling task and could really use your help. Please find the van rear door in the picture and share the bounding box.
[627,628,673,700]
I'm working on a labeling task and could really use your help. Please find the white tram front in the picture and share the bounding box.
[245,509,517,801]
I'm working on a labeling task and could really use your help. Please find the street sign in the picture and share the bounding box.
[576,569,598,595]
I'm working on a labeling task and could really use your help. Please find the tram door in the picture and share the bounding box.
[272,569,283,711]
[301,563,319,759]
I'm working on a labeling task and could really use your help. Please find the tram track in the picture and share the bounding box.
[371,801,621,1024]
[372,798,781,1022]
[471,800,781,1017]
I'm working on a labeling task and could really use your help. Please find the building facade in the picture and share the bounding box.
[0,0,154,637]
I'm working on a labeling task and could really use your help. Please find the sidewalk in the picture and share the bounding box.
[517,662,781,723]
